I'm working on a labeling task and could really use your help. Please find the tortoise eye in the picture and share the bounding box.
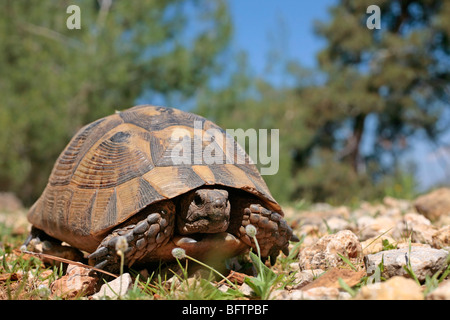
[194,194,203,206]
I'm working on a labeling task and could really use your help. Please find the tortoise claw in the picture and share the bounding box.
[88,247,108,260]
[241,204,297,264]
[93,260,109,270]
[88,245,119,273]
[269,253,277,266]
[290,233,300,242]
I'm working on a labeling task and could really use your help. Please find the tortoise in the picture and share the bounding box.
[24,105,297,272]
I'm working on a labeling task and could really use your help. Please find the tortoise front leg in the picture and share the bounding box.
[237,204,298,265]
[88,202,175,273]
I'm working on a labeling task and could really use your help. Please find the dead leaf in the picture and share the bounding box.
[301,267,365,290]
[217,270,247,286]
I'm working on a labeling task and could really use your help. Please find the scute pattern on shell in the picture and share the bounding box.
[27,105,280,252]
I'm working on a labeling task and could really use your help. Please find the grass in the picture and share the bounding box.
[0,218,301,300]
[1,202,449,300]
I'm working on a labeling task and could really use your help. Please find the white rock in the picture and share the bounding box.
[364,247,448,282]
[414,187,450,221]
[357,216,396,240]
[92,273,132,300]
[361,235,397,255]
[320,217,351,233]
[238,282,255,297]
[383,196,412,212]
[432,225,450,249]
[355,276,423,300]
[291,269,321,289]
[411,223,438,245]
[273,287,351,300]
[299,230,362,270]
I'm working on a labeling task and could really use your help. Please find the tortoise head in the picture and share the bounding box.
[177,189,230,235]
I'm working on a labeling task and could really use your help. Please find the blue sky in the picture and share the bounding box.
[228,0,334,70]
[226,0,450,192]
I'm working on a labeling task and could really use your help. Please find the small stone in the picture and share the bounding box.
[426,279,450,300]
[404,212,432,226]
[357,216,396,240]
[355,276,423,300]
[293,205,350,231]
[414,188,450,221]
[270,287,351,300]
[239,282,256,297]
[320,217,350,233]
[304,287,352,300]
[51,265,98,299]
[364,247,449,282]
[299,230,362,270]
[352,201,394,220]
[27,269,53,288]
[392,213,436,241]
[411,223,438,245]
[92,273,132,299]
[0,192,23,212]
[291,269,318,289]
[361,235,397,255]
[383,196,411,212]
[432,225,450,249]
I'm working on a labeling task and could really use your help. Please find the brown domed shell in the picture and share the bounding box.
[27,105,281,252]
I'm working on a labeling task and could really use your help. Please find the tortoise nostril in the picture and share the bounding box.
[213,199,225,209]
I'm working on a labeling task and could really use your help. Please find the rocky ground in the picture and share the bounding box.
[0,188,449,300]
[280,188,450,300]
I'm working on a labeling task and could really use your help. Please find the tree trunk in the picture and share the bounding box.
[339,113,366,173]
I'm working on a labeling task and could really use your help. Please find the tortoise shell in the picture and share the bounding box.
[27,105,281,252]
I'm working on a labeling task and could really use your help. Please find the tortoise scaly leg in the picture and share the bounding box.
[238,204,299,265]
[22,226,84,263]
[88,202,175,273]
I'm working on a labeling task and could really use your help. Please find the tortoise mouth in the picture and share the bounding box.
[148,232,248,262]
[173,231,230,244]
[178,218,229,235]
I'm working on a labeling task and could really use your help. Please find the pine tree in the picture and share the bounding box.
[197,0,450,203]
[0,0,231,203]
[314,0,450,175]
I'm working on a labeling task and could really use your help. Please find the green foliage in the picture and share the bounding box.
[244,251,283,300]
[197,0,450,204]
[402,239,421,285]
[382,166,418,200]
[381,239,397,251]
[0,0,231,204]
[2,0,449,206]
[423,262,450,296]
[365,254,387,284]
[306,0,450,201]
[242,227,287,299]
[337,253,358,272]
[338,277,357,298]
